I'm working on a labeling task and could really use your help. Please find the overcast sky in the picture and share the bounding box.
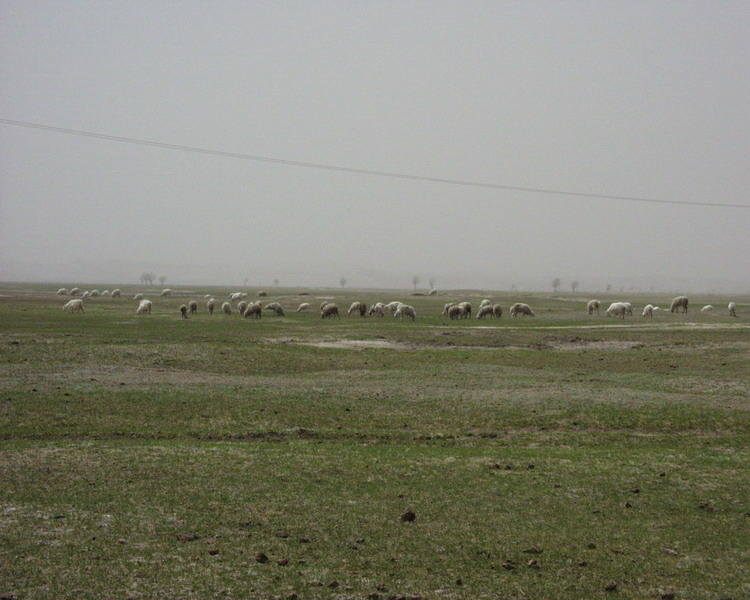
[1,1,749,292]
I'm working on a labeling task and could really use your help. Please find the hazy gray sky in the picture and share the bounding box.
[1,1,749,292]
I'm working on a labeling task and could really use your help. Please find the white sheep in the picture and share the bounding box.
[493,304,503,318]
[586,299,601,315]
[442,302,456,316]
[458,302,472,318]
[479,299,491,308]
[133,293,145,301]
[670,296,689,313]
[642,304,654,318]
[230,292,243,302]
[90,290,100,297]
[180,304,188,319]
[207,298,216,315]
[70,287,80,296]
[237,300,248,315]
[368,303,385,317]
[321,303,340,319]
[264,302,282,312]
[56,288,68,295]
[428,288,437,296]
[386,301,403,314]
[394,304,416,321]
[510,302,535,317]
[448,305,465,319]
[188,300,198,314]
[81,291,91,300]
[622,302,633,316]
[605,302,628,319]
[476,305,494,319]
[728,302,737,317]
[700,305,714,313]
[160,289,172,297]
[101,290,111,297]
[297,302,311,312]
[244,302,262,319]
[204,294,212,300]
[653,306,663,312]
[136,299,152,314]
[222,302,232,315]
[62,299,84,313]
[347,301,367,316]
[111,289,121,298]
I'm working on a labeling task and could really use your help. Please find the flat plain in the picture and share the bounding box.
[1,283,749,599]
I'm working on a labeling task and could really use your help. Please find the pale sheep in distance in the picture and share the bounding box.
[62,299,84,313]
[476,305,494,319]
[133,293,145,301]
[70,287,80,296]
[622,302,633,316]
[510,302,535,317]
[442,302,456,316]
[272,305,285,317]
[230,292,243,302]
[587,299,601,315]
[458,302,472,318]
[394,304,416,321]
[670,296,689,313]
[136,299,152,314]
[222,302,232,315]
[653,306,663,312]
[347,301,367,316]
[160,289,172,297]
[237,300,248,315]
[448,305,465,320]
[207,298,216,315]
[188,300,198,314]
[368,303,385,317]
[81,291,90,300]
[258,291,268,297]
[180,304,188,319]
[386,301,403,314]
[428,288,437,296]
[321,303,340,319]
[244,302,262,319]
[479,299,491,308]
[642,304,654,318]
[101,290,110,297]
[111,289,121,298]
[297,302,311,312]
[264,302,283,312]
[728,302,737,317]
[204,294,212,300]
[56,288,68,295]
[605,302,628,319]
[700,305,714,313]
[492,304,503,318]
[90,290,100,297]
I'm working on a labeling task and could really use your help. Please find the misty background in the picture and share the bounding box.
[1,1,749,293]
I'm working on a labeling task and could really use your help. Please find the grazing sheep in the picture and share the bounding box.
[101,290,111,297]
[700,305,714,313]
[476,305,494,319]
[244,302,262,319]
[297,302,311,312]
[237,300,248,315]
[180,304,188,318]
[728,302,737,317]
[493,304,503,318]
[70,287,80,296]
[347,301,367,316]
[321,303,340,319]
[207,298,216,315]
[621,302,633,316]
[136,299,152,314]
[204,294,212,300]
[442,302,456,316]
[368,303,385,317]
[386,301,403,314]
[587,299,601,315]
[642,304,654,318]
[428,288,437,296]
[653,306,663,312]
[56,288,68,295]
[111,289,121,298]
[479,299,491,308]
[394,304,416,321]
[670,296,689,314]
[222,302,232,315]
[188,300,198,314]
[230,292,243,302]
[510,303,535,317]
[90,290,100,297]
[605,302,628,319]
[258,291,268,297]
[264,302,282,312]
[160,289,172,297]
[272,305,285,317]
[81,291,90,300]
[133,293,145,301]
[458,302,472,318]
[448,305,465,320]
[62,299,84,313]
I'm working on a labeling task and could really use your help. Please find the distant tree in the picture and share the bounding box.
[552,278,561,293]
[243,277,249,288]
[511,284,517,292]
[571,281,579,293]
[141,272,155,286]
[274,279,279,287]
[158,275,167,286]
[428,276,435,290]
[412,275,420,290]
[606,283,612,293]
[340,277,347,288]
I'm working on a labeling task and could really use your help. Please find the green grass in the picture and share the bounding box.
[1,284,749,599]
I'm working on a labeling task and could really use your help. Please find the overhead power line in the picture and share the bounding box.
[1,117,748,209]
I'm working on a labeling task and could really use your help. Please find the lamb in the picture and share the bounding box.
[587,299,601,315]
[160,289,172,297]
[133,293,145,301]
[492,304,503,318]
[442,303,456,316]
[642,304,654,318]
[70,287,80,296]
[244,302,262,318]
[237,300,248,315]
[136,299,152,314]
[321,303,340,319]
[510,302,535,317]
[394,304,416,321]
[180,304,188,319]
[207,298,216,315]
[297,302,311,312]
[728,302,737,317]
[111,289,121,298]
[62,299,84,313]
[56,288,68,295]
[90,290,100,297]
[347,301,367,316]
[458,302,472,318]
[188,300,198,314]
[700,305,714,313]
[222,302,232,315]
[670,296,689,314]
[605,302,628,319]
[476,305,494,319]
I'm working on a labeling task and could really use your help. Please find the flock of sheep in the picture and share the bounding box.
[59,287,740,321]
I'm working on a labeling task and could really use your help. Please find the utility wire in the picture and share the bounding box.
[2,117,748,209]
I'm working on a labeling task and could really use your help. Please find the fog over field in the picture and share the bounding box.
[1,2,749,293]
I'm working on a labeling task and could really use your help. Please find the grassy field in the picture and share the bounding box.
[1,283,749,599]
